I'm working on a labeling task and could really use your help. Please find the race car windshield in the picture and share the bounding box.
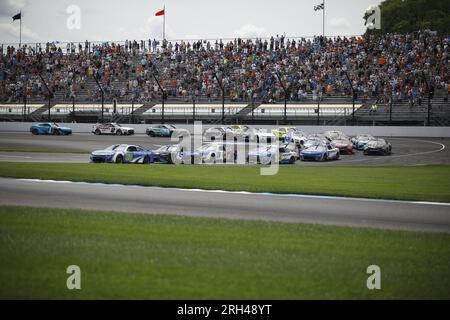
[105,145,121,151]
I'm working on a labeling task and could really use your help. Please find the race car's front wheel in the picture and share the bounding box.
[116,130,123,136]
[143,156,150,164]
[289,156,295,164]
[149,131,155,137]
[55,130,61,135]
[115,155,123,163]
[31,129,38,135]
[94,129,101,135]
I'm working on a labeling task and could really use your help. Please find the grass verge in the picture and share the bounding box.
[0,162,449,202]
[0,205,449,299]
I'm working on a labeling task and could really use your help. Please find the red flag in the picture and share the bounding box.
[155,9,165,16]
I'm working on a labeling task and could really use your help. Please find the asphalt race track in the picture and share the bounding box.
[0,132,449,166]
[0,132,449,232]
[1,177,449,233]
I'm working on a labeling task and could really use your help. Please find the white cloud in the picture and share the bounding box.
[233,24,267,39]
[0,20,40,43]
[138,16,174,40]
[329,17,351,29]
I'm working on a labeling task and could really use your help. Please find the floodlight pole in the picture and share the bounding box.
[38,73,52,121]
[274,72,288,124]
[214,74,225,123]
[93,75,105,122]
[152,73,165,123]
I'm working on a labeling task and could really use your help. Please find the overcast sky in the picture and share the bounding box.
[0,0,384,44]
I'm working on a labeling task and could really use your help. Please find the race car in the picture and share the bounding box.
[30,123,72,135]
[90,144,154,163]
[351,134,376,150]
[204,126,233,141]
[146,124,183,137]
[272,126,296,140]
[194,143,235,164]
[330,137,354,154]
[92,123,135,135]
[363,139,392,155]
[283,129,309,145]
[153,144,181,164]
[300,143,340,161]
[228,125,251,136]
[248,145,297,164]
[324,130,346,141]
[244,128,276,143]
[300,136,329,150]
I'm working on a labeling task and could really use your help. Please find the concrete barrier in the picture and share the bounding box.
[1,122,450,137]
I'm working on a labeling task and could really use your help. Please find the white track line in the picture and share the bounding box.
[336,138,445,164]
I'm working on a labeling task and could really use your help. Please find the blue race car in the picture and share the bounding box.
[30,122,73,135]
[300,143,340,161]
[90,144,155,164]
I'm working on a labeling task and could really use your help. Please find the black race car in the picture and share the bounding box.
[363,139,392,155]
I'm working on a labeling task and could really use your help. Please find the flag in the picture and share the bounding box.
[155,9,165,16]
[12,12,21,21]
[314,3,324,11]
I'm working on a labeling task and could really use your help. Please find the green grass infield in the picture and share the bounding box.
[0,206,449,299]
[0,162,449,202]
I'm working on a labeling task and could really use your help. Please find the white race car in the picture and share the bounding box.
[92,123,135,135]
[351,134,376,150]
[247,145,297,164]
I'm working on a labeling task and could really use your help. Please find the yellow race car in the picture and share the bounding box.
[271,126,296,140]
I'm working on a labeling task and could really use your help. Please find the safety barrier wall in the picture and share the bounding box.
[1,122,450,137]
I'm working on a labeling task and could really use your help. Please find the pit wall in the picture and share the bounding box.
[1,122,450,138]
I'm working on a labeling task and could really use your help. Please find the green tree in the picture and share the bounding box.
[364,0,450,35]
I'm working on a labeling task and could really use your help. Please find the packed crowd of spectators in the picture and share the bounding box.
[0,31,448,106]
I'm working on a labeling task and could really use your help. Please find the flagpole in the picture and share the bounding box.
[163,5,165,40]
[323,1,325,37]
[19,10,22,48]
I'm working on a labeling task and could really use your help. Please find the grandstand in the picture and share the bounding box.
[0,32,448,125]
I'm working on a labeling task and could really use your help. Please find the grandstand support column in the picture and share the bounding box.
[352,93,356,126]
[251,98,254,122]
[389,96,393,125]
[274,72,288,124]
[341,68,355,126]
[152,74,166,123]
[421,70,432,126]
[192,97,196,122]
[72,96,75,119]
[93,75,105,122]
[213,74,225,123]
[131,100,134,124]
[22,92,26,122]
[317,100,320,125]
[38,73,53,121]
